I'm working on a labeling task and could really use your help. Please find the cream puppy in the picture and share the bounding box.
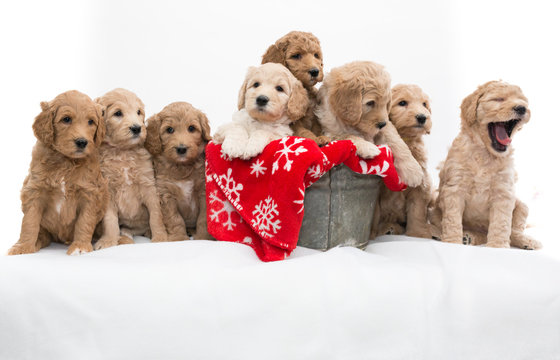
[213,63,308,159]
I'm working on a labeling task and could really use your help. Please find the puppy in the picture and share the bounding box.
[262,31,329,145]
[315,61,423,187]
[430,81,541,249]
[371,84,433,238]
[213,63,308,159]
[8,90,108,255]
[94,88,167,250]
[145,102,212,241]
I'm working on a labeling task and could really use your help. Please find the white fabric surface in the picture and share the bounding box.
[1,236,559,360]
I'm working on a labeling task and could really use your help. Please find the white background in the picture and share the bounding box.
[0,0,558,255]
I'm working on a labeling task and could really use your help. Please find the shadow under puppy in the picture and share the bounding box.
[315,61,423,187]
[9,90,108,255]
[145,102,212,241]
[94,88,167,250]
[430,81,541,249]
[262,31,329,145]
[372,84,433,238]
[213,62,308,159]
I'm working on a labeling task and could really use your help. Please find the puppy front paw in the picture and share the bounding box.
[395,158,423,187]
[150,233,168,243]
[67,242,93,255]
[241,137,269,160]
[7,242,39,255]
[221,139,246,159]
[354,140,381,159]
[93,235,118,250]
[315,135,331,146]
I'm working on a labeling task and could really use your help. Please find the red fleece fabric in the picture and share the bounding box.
[205,137,406,262]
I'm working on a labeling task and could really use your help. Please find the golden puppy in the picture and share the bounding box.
[371,84,433,238]
[430,81,541,249]
[315,61,423,187]
[94,88,167,250]
[8,90,108,255]
[145,102,212,241]
[213,63,308,159]
[262,31,328,145]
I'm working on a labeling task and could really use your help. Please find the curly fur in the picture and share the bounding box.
[145,102,212,241]
[372,84,433,238]
[262,31,329,145]
[315,61,423,187]
[213,63,308,160]
[94,88,168,250]
[9,90,108,255]
[430,81,541,249]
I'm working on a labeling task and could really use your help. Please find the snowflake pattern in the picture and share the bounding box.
[272,137,308,174]
[209,190,240,231]
[251,196,281,237]
[250,159,267,178]
[293,187,305,214]
[306,164,324,180]
[359,159,390,177]
[216,168,244,206]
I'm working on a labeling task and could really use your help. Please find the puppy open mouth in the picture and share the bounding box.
[488,119,520,152]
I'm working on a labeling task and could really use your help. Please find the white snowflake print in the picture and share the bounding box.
[209,190,240,231]
[251,196,281,237]
[272,137,308,174]
[242,237,253,245]
[250,159,267,178]
[378,144,391,158]
[216,168,244,206]
[306,164,324,180]
[359,160,390,177]
[293,187,305,214]
[220,147,233,161]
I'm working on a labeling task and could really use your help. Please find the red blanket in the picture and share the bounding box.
[205,137,406,261]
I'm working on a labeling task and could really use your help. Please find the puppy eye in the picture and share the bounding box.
[276,86,284,92]
[366,100,375,107]
[398,101,408,106]
[114,110,123,117]
[492,98,505,102]
[253,82,260,88]
[137,109,141,115]
[62,116,72,124]
[88,119,95,126]
[188,125,196,133]
[166,127,174,134]
[423,102,428,108]
[290,54,301,60]
[314,53,320,59]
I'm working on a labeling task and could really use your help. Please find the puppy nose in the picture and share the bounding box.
[130,125,142,135]
[176,146,187,155]
[75,138,88,149]
[376,121,387,129]
[309,68,320,78]
[513,105,526,116]
[256,95,269,107]
[416,114,427,125]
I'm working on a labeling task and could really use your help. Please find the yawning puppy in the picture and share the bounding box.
[94,88,168,250]
[372,84,433,238]
[213,63,308,159]
[430,81,541,249]
[315,61,423,187]
[9,90,108,255]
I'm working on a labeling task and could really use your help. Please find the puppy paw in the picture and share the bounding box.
[315,135,331,146]
[354,140,381,159]
[7,242,38,255]
[168,233,189,242]
[406,228,432,239]
[485,240,510,249]
[93,236,119,250]
[118,235,135,245]
[513,234,542,250]
[150,233,168,243]
[67,242,93,256]
[462,233,472,245]
[241,137,269,160]
[221,139,246,159]
[441,235,463,245]
[395,158,423,187]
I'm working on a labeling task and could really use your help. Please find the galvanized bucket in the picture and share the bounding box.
[298,165,381,250]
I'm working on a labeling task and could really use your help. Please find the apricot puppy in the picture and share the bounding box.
[9,90,108,255]
[94,88,168,250]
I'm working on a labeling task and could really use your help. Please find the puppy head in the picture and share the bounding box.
[238,63,308,124]
[262,31,324,89]
[461,80,529,156]
[390,84,432,139]
[96,88,145,149]
[33,90,105,158]
[323,61,391,140]
[145,102,211,164]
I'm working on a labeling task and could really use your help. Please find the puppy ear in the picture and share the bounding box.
[94,103,106,146]
[461,86,485,127]
[287,79,309,122]
[238,67,255,110]
[32,101,55,146]
[262,38,288,65]
[145,114,163,155]
[329,78,363,126]
[198,112,212,142]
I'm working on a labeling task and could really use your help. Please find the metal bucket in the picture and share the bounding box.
[298,165,381,250]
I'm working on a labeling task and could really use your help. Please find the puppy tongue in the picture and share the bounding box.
[493,123,511,145]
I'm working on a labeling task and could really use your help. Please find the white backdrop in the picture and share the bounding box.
[1,0,559,255]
